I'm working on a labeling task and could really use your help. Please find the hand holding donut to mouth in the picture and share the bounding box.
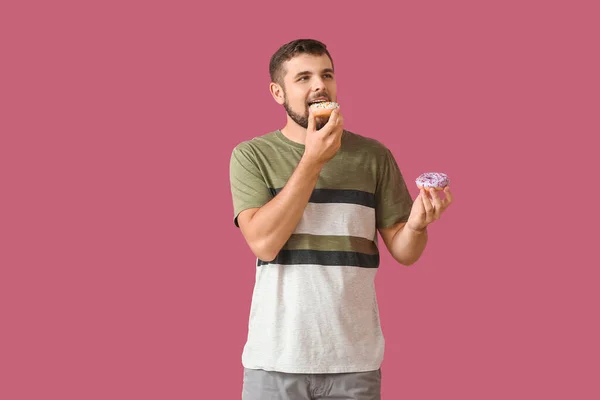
[302,105,344,166]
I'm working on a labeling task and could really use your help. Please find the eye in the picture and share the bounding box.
[323,74,333,79]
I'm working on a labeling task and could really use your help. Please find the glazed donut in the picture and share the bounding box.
[309,101,339,118]
[416,172,450,191]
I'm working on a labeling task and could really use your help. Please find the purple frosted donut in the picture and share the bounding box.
[415,172,449,190]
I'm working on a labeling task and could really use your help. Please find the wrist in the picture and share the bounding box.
[299,154,325,172]
[405,223,428,235]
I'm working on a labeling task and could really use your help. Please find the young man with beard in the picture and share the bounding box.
[229,39,453,400]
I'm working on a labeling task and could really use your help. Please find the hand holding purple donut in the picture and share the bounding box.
[406,172,453,232]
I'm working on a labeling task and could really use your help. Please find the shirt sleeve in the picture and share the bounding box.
[375,148,414,229]
[229,142,273,227]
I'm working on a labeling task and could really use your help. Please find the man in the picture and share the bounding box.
[229,39,453,400]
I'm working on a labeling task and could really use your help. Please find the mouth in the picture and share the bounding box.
[307,97,330,106]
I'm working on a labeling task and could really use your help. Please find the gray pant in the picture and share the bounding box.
[242,367,381,400]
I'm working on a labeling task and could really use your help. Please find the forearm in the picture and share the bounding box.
[246,157,323,260]
[390,225,429,266]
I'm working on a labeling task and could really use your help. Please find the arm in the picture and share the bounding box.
[237,157,322,261]
[235,108,345,261]
[379,222,428,266]
[379,187,453,266]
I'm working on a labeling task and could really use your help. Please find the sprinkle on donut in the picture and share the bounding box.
[309,101,339,110]
[415,172,450,190]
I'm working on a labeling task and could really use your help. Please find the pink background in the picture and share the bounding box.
[1,0,598,399]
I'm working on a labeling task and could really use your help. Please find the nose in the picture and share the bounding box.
[311,76,326,92]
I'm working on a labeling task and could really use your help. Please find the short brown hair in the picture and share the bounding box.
[269,39,334,87]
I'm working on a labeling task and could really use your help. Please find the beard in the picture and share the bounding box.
[283,93,329,130]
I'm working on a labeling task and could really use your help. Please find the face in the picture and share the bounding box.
[272,53,337,130]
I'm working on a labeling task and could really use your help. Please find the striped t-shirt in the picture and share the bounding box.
[229,129,414,374]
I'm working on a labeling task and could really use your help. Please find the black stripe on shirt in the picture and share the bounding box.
[269,188,375,208]
[257,249,379,269]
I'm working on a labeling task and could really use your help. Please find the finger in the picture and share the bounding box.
[444,186,453,204]
[412,190,425,216]
[420,190,433,225]
[336,113,344,130]
[442,186,454,210]
[429,188,443,219]
[307,108,316,132]
[421,189,433,214]
[333,114,344,139]
[324,109,339,132]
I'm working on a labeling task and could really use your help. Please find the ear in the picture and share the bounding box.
[269,82,285,105]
